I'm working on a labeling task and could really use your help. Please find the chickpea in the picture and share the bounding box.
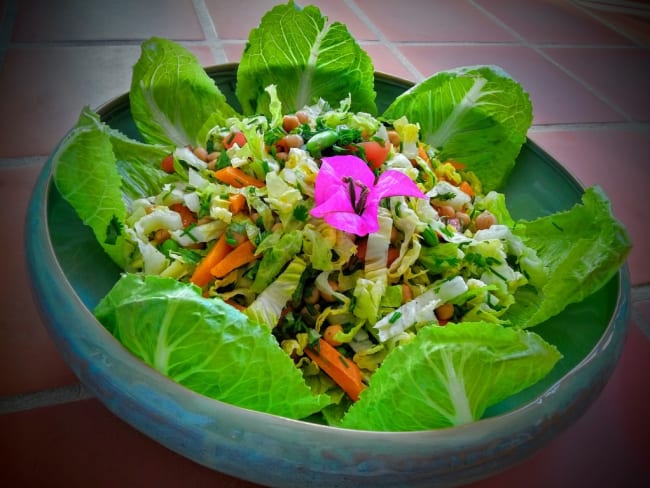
[282,133,304,148]
[455,211,471,228]
[435,303,455,322]
[303,285,320,305]
[295,110,310,124]
[193,146,209,162]
[437,205,455,219]
[153,228,171,245]
[282,114,300,132]
[475,210,496,230]
[320,280,339,303]
[323,324,344,346]
[387,130,400,148]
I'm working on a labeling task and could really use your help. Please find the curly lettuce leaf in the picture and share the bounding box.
[53,107,170,268]
[236,1,376,116]
[94,273,330,419]
[505,186,632,328]
[341,321,561,431]
[130,37,238,147]
[383,65,532,191]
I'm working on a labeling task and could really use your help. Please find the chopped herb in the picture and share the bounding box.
[181,223,198,242]
[388,311,402,324]
[104,215,123,245]
[293,204,309,222]
[434,191,456,201]
[216,150,230,170]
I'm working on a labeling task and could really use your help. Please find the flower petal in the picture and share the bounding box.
[310,186,354,217]
[322,155,375,187]
[324,208,379,236]
[374,170,427,200]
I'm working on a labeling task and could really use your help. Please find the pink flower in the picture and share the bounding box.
[310,155,427,236]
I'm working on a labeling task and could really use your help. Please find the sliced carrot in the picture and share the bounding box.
[190,233,233,288]
[459,180,474,198]
[417,143,430,163]
[210,239,259,278]
[228,193,247,214]
[214,166,265,188]
[386,246,400,267]
[169,203,197,227]
[305,339,365,402]
[447,160,466,171]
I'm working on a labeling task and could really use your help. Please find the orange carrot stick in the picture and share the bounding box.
[228,193,247,214]
[210,239,259,278]
[190,233,233,287]
[459,180,474,198]
[214,167,265,188]
[305,339,365,402]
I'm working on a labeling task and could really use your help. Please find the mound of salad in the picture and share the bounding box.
[52,2,631,431]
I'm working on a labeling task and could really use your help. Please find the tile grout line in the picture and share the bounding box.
[342,0,424,82]
[0,383,93,415]
[192,0,227,65]
[468,0,634,124]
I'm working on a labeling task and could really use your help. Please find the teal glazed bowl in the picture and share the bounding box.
[26,65,631,487]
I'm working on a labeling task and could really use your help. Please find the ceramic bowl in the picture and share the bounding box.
[26,65,631,487]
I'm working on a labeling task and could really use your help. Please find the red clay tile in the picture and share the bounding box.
[474,0,633,45]
[356,0,515,42]
[12,0,205,41]
[529,129,650,286]
[223,42,246,63]
[0,44,213,158]
[0,399,262,487]
[207,0,376,41]
[542,47,650,122]
[397,44,624,124]
[468,323,650,487]
[0,164,78,395]
[591,9,650,47]
[360,43,416,81]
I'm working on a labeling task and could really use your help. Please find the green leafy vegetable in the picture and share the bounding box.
[505,186,632,328]
[341,321,561,431]
[94,273,330,419]
[130,37,237,147]
[236,1,376,116]
[383,65,533,191]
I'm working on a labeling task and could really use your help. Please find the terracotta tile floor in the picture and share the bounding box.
[1,0,649,486]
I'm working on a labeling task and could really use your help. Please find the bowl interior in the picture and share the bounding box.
[44,65,623,419]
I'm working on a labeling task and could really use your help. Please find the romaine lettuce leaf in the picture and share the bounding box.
[341,321,561,431]
[94,273,330,419]
[53,107,170,268]
[505,186,632,328]
[130,37,238,147]
[236,1,376,116]
[382,65,533,191]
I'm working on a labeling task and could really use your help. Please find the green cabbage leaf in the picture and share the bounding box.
[383,65,533,192]
[236,1,376,116]
[341,321,561,431]
[130,37,238,147]
[94,273,330,419]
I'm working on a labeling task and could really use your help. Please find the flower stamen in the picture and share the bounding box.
[342,176,370,216]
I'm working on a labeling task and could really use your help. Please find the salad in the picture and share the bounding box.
[52,2,631,431]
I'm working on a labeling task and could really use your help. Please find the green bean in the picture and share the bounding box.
[305,129,338,155]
